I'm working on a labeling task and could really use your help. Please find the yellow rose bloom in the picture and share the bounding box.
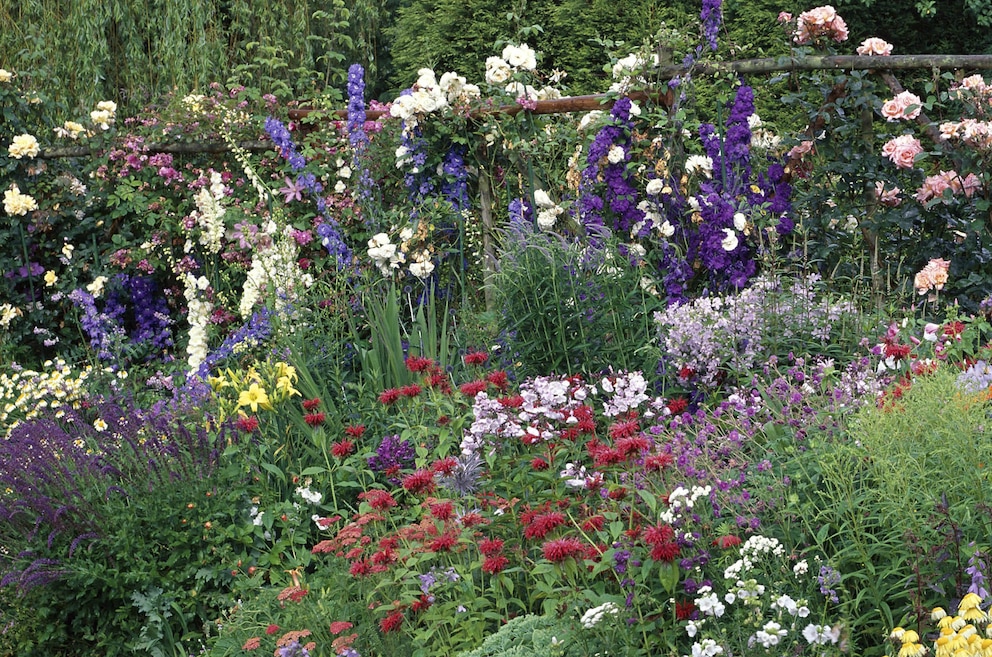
[44,270,58,287]
[8,133,40,159]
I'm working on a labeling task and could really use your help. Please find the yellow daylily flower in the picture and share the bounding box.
[207,375,228,391]
[237,383,272,412]
[275,375,300,398]
[274,361,297,382]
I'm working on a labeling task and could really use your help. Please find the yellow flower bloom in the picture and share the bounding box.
[208,375,228,392]
[275,375,300,398]
[44,270,58,286]
[960,593,983,612]
[902,630,921,644]
[897,642,925,657]
[237,383,272,412]
[274,362,297,382]
[93,418,108,432]
[933,607,948,621]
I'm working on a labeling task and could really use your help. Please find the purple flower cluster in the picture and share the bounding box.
[69,288,127,360]
[441,146,470,212]
[967,547,990,600]
[264,117,305,171]
[701,0,723,51]
[578,97,645,242]
[346,64,375,205]
[192,308,273,380]
[817,564,842,603]
[368,434,415,483]
[316,221,353,269]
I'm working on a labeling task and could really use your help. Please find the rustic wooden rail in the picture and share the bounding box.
[36,54,992,160]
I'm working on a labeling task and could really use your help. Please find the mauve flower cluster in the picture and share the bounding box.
[368,434,416,483]
[655,275,855,389]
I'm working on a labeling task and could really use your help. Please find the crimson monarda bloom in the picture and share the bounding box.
[531,457,549,471]
[713,534,742,550]
[479,537,504,556]
[378,388,400,404]
[398,383,422,397]
[402,469,436,494]
[344,424,366,437]
[359,489,397,510]
[464,351,489,365]
[379,611,404,633]
[428,500,454,520]
[482,554,509,574]
[542,536,585,563]
[459,380,488,397]
[429,532,458,552]
[405,355,434,373]
[331,440,354,458]
[523,511,566,540]
[236,415,259,432]
[304,412,326,427]
[302,398,321,411]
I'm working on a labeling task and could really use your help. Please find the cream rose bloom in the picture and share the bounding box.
[8,134,40,159]
[3,184,38,216]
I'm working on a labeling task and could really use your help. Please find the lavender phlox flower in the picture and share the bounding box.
[957,360,992,395]
[600,371,650,417]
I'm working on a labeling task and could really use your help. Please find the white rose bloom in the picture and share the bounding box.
[659,221,675,238]
[685,154,714,177]
[578,110,604,131]
[607,145,626,164]
[502,43,537,71]
[533,189,554,208]
[485,56,512,84]
[416,68,438,90]
[733,212,747,231]
[646,178,665,195]
[721,228,739,251]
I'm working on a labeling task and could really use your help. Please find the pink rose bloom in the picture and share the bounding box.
[882,135,923,169]
[857,37,892,56]
[914,258,950,295]
[794,5,849,44]
[788,140,814,158]
[874,181,902,207]
[881,91,922,122]
[915,173,951,203]
[777,11,793,22]
[961,173,982,198]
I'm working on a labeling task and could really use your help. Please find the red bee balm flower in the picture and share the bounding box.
[379,611,404,633]
[330,440,354,458]
[459,380,488,397]
[464,351,489,365]
[402,469,436,494]
[542,537,585,563]
[344,424,366,437]
[482,554,509,574]
[479,537,504,556]
[302,398,321,411]
[359,489,397,510]
[405,355,434,372]
[378,388,400,404]
[304,412,326,427]
[236,415,259,432]
[531,457,549,471]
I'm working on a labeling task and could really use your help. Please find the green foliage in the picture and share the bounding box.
[454,613,574,657]
[770,365,992,656]
[0,0,367,114]
[492,229,662,377]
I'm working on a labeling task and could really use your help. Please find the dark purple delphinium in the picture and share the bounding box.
[368,434,415,484]
[118,275,174,356]
[701,0,723,51]
[579,97,645,241]
[441,146,470,212]
[316,221,353,269]
[401,125,433,201]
